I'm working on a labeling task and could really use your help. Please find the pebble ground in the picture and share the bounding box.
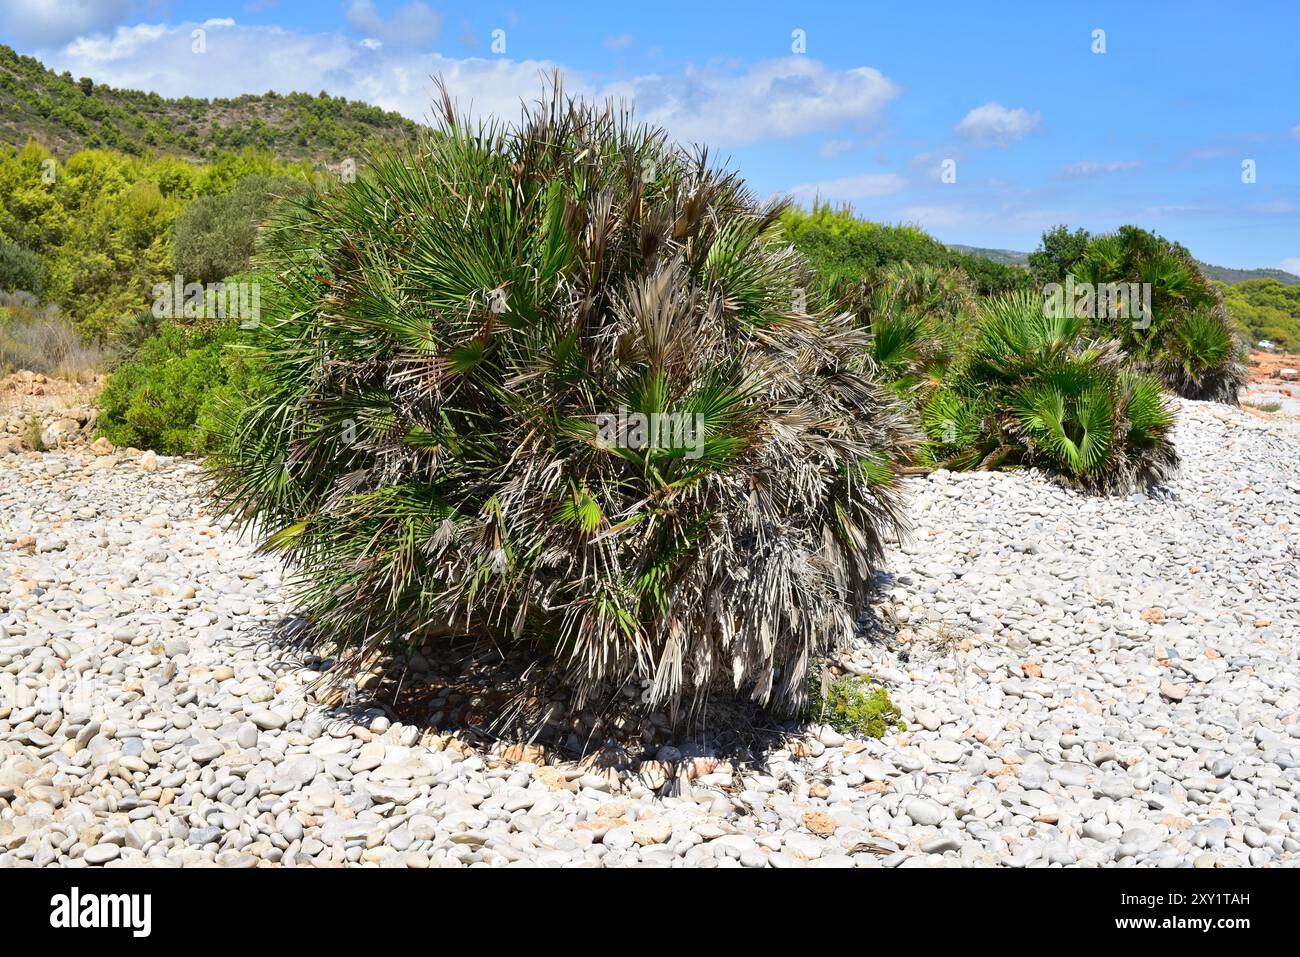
[1,394,1297,867]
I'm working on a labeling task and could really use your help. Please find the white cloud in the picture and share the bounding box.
[1251,200,1300,214]
[954,102,1040,146]
[604,34,634,51]
[787,172,906,204]
[345,1,440,49]
[819,139,854,158]
[42,24,900,149]
[612,58,899,146]
[1060,159,1143,178]
[0,0,137,49]
[902,204,971,229]
[64,23,171,63]
[1291,124,1300,139]
[1279,258,1300,276]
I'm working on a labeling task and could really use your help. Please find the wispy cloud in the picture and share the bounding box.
[604,33,633,51]
[819,138,855,158]
[787,172,906,204]
[1060,159,1143,178]
[954,102,1040,146]
[1251,199,1300,215]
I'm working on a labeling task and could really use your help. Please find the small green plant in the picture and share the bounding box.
[806,670,904,738]
[1244,399,1282,413]
[27,414,44,452]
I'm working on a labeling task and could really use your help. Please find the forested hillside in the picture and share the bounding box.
[0,43,420,162]
[1220,278,1300,350]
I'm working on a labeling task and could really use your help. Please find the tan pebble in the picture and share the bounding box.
[802,810,836,837]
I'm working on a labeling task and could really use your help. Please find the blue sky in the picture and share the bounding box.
[3,1,1298,271]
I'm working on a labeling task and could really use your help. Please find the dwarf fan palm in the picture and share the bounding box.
[823,262,976,398]
[209,80,913,720]
[1072,226,1245,402]
[918,291,1179,491]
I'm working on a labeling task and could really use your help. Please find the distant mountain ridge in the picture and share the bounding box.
[1195,263,1300,286]
[0,43,421,163]
[948,242,1300,286]
[947,244,1030,267]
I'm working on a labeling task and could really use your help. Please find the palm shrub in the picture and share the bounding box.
[1071,226,1245,402]
[822,262,977,399]
[209,83,913,720]
[918,291,1179,492]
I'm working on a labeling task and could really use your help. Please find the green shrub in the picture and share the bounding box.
[172,174,308,283]
[785,203,1033,297]
[0,238,44,296]
[805,671,904,738]
[209,83,913,720]
[97,317,260,454]
[0,144,185,340]
[918,291,1180,492]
